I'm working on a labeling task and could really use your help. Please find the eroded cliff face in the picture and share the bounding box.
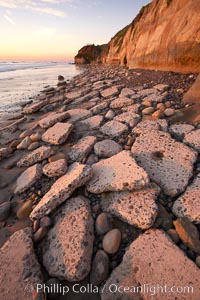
[74,44,109,65]
[75,0,200,72]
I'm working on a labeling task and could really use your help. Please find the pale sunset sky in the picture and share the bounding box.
[0,0,150,62]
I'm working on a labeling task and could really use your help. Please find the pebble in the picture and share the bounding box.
[33,227,48,243]
[28,142,40,151]
[16,200,33,219]
[19,129,33,139]
[92,204,101,213]
[124,145,131,150]
[100,120,128,137]
[57,81,67,87]
[30,133,41,142]
[43,159,68,177]
[167,229,179,244]
[42,86,55,93]
[94,139,122,158]
[157,204,173,231]
[103,229,121,254]
[90,250,109,285]
[101,86,119,98]
[40,216,52,228]
[95,212,114,235]
[177,88,184,93]
[118,137,126,144]
[129,119,139,127]
[156,103,165,111]
[127,136,135,146]
[142,107,154,115]
[122,233,127,240]
[9,140,20,149]
[17,136,32,150]
[173,218,200,253]
[152,110,163,118]
[58,75,65,81]
[33,219,40,232]
[48,152,66,163]
[165,101,171,108]
[86,154,98,165]
[0,202,11,221]
[58,105,67,112]
[164,108,175,117]
[142,100,152,107]
[196,256,200,268]
[105,109,115,119]
[153,217,163,228]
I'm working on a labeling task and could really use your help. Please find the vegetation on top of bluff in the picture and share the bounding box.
[111,25,130,52]
[110,2,151,53]
[131,2,150,29]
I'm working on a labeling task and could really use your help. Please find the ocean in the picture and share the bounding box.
[0,62,83,117]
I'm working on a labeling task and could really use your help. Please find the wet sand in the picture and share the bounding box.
[0,63,83,117]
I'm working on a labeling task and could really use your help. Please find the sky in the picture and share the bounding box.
[0,0,150,61]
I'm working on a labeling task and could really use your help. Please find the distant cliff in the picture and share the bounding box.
[74,44,109,65]
[74,0,200,72]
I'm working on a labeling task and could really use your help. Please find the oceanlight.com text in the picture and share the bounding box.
[26,283,194,297]
[107,283,194,296]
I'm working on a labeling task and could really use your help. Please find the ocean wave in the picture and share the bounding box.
[0,61,66,73]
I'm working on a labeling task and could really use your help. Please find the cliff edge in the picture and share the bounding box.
[74,0,200,72]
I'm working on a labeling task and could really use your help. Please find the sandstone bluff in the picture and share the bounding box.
[75,0,200,72]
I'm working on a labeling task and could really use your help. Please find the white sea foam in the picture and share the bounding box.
[0,61,58,73]
[0,62,82,115]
